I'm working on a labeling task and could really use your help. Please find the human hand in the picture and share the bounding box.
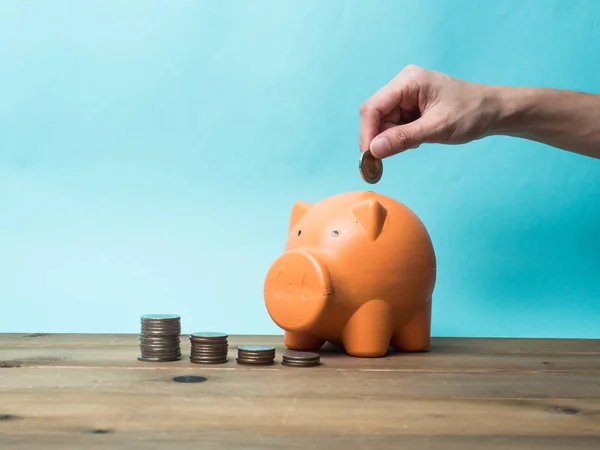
[359,65,500,158]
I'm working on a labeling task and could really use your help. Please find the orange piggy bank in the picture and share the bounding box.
[264,191,436,358]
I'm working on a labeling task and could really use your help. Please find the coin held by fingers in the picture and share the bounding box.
[359,149,383,184]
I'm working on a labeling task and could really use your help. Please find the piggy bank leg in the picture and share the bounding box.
[341,299,393,358]
[284,331,325,351]
[391,297,431,352]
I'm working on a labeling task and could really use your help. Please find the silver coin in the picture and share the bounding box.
[137,354,181,362]
[238,355,275,361]
[190,343,228,348]
[237,350,275,357]
[190,340,228,345]
[140,348,182,354]
[190,349,229,355]
[236,358,274,366]
[190,358,228,364]
[191,343,227,348]
[140,338,180,344]
[141,314,180,321]
[140,346,180,351]
[282,350,320,361]
[237,345,276,352]
[359,150,383,184]
[190,345,229,351]
[140,334,181,343]
[141,346,180,350]
[140,329,180,334]
[191,332,228,339]
[281,360,320,367]
[141,333,181,338]
[190,354,229,360]
[190,354,228,359]
[141,347,182,353]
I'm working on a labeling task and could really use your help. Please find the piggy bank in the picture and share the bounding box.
[263,191,436,358]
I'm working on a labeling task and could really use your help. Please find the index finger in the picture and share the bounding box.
[359,76,406,151]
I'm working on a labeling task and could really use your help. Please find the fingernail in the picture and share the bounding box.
[370,137,390,158]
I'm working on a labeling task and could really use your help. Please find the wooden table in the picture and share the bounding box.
[0,334,599,449]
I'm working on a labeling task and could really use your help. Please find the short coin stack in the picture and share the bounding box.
[138,314,182,362]
[189,332,229,364]
[281,350,321,367]
[236,345,276,365]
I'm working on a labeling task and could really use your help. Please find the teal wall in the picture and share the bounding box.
[1,0,599,338]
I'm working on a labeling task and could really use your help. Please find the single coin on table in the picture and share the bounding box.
[359,149,383,184]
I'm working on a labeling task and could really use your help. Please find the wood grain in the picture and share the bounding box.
[1,435,600,450]
[2,368,600,399]
[1,392,599,434]
[0,334,599,449]
[1,334,599,373]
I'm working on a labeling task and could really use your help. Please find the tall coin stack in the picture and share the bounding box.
[189,332,229,364]
[138,314,182,362]
[236,345,276,365]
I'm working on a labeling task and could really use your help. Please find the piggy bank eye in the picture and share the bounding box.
[331,230,340,237]
[297,230,302,236]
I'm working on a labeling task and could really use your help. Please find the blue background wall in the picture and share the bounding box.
[1,0,599,337]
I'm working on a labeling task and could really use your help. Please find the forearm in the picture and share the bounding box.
[488,86,600,157]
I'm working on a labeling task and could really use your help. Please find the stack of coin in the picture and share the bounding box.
[137,314,182,362]
[189,332,229,364]
[236,345,276,365]
[281,350,320,367]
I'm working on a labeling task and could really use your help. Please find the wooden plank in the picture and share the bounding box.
[2,334,599,355]
[0,392,599,436]
[2,333,599,449]
[1,334,599,373]
[2,367,600,400]
[1,434,600,450]
[429,337,600,355]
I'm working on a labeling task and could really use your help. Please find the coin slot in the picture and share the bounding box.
[172,375,208,383]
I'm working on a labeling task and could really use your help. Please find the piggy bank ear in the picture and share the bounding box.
[289,200,312,232]
[351,200,387,241]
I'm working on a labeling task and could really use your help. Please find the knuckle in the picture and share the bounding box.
[403,64,422,76]
[359,103,374,117]
[401,64,429,84]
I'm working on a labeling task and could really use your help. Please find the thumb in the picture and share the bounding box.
[369,115,441,158]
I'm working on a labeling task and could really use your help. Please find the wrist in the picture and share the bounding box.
[485,85,540,137]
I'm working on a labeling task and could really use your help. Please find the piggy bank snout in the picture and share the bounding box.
[264,250,332,331]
